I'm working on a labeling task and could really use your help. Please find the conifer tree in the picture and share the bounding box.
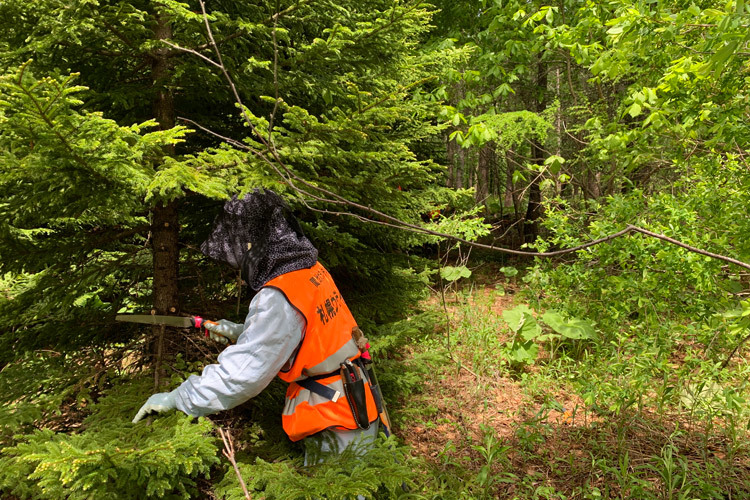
[0,0,467,356]
[1,1,467,497]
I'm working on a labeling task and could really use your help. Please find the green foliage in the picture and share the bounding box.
[0,0,483,363]
[2,0,750,498]
[449,109,553,150]
[424,205,492,243]
[530,165,748,347]
[502,304,542,365]
[500,304,596,367]
[541,310,596,341]
[440,265,471,282]
[0,380,220,499]
[215,436,413,500]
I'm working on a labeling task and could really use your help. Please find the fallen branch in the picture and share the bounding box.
[219,427,251,500]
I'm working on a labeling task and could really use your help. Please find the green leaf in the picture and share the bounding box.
[720,308,744,319]
[541,310,566,331]
[440,265,472,282]
[519,315,542,341]
[711,41,739,79]
[544,155,565,174]
[627,102,642,118]
[541,310,596,339]
[499,266,518,277]
[502,305,534,332]
[322,88,332,106]
[512,170,526,184]
[510,342,538,363]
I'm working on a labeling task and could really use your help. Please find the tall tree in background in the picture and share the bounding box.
[430,0,561,242]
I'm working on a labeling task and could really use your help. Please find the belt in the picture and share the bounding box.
[296,358,372,403]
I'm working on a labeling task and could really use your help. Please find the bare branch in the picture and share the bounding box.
[161,40,222,68]
[562,121,589,145]
[168,31,246,58]
[177,116,250,150]
[629,226,750,271]
[219,428,252,500]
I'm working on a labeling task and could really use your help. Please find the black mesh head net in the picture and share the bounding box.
[200,190,318,290]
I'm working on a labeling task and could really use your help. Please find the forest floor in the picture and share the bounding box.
[392,268,750,499]
[398,281,598,498]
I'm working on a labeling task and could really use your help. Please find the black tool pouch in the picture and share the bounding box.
[356,358,384,415]
[341,360,370,430]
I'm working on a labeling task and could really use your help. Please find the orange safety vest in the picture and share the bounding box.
[264,262,379,441]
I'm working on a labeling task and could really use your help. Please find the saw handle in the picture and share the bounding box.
[202,320,219,338]
[190,316,219,337]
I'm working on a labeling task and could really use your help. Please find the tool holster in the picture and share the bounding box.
[340,359,371,430]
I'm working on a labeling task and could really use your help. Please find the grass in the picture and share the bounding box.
[4,261,750,499]
[389,265,750,499]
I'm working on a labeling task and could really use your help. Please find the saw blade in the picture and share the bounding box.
[115,314,194,328]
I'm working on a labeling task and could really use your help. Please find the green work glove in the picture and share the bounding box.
[132,390,178,423]
[204,319,243,345]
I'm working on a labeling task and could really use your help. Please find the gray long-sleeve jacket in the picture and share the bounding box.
[173,287,304,417]
[172,286,380,465]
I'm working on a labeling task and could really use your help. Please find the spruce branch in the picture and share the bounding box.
[14,63,109,184]
[357,0,427,41]
[98,16,139,52]
[264,0,312,24]
[163,0,312,58]
[183,1,750,273]
[268,2,281,140]
[218,428,252,500]
[356,76,436,115]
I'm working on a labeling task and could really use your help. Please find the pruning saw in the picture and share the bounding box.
[115,314,230,342]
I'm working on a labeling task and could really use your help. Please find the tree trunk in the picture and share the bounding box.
[446,130,457,188]
[524,58,548,244]
[476,142,495,210]
[504,154,515,209]
[151,13,179,316]
[150,12,179,388]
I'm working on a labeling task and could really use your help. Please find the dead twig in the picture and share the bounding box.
[436,242,480,380]
[721,331,750,370]
[219,428,252,500]
[153,323,165,392]
[629,226,750,271]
